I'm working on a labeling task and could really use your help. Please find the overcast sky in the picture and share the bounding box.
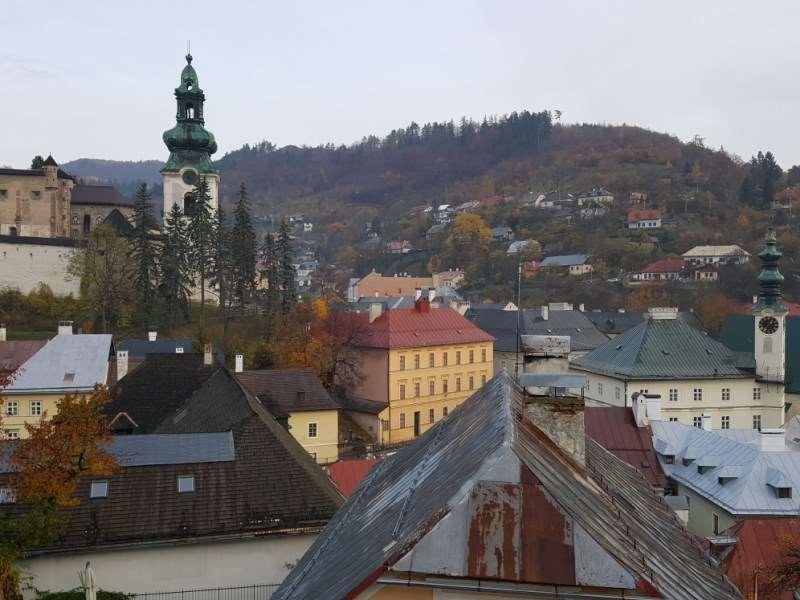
[3,0,800,169]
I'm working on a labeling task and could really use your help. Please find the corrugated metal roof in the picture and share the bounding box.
[5,334,111,393]
[540,254,589,267]
[327,458,379,497]
[651,421,800,515]
[572,317,748,380]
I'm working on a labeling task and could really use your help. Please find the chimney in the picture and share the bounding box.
[428,288,435,302]
[369,303,383,323]
[0,324,6,342]
[759,428,786,452]
[645,393,661,422]
[540,305,549,321]
[753,295,758,305]
[648,307,678,320]
[235,353,244,373]
[578,303,585,312]
[175,346,185,353]
[415,297,431,313]
[116,350,129,381]
[57,320,73,335]
[701,414,712,431]
[204,343,213,366]
[632,392,648,427]
[148,327,158,342]
[414,288,422,300]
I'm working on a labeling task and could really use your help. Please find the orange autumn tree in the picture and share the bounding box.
[0,386,117,600]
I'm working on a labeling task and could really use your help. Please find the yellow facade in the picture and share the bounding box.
[0,166,73,238]
[2,392,64,439]
[378,342,493,444]
[288,409,339,464]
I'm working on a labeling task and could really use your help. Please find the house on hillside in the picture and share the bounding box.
[507,239,536,255]
[629,191,648,204]
[627,208,662,229]
[348,270,434,300]
[491,225,513,241]
[632,258,685,282]
[384,240,413,255]
[683,245,750,266]
[576,187,614,206]
[540,254,592,275]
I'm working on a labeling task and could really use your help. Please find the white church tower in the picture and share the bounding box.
[161,53,219,219]
[753,230,788,383]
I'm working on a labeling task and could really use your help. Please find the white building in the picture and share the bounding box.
[682,245,750,266]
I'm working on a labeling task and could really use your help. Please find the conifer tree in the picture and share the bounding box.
[276,219,296,312]
[129,183,158,326]
[260,232,280,314]
[158,204,192,325]
[209,205,231,314]
[230,183,257,307]
[187,178,215,323]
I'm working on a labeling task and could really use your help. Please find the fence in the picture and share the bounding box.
[133,584,280,600]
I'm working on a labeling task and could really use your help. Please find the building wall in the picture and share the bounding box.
[0,170,72,237]
[288,409,339,464]
[677,483,737,538]
[163,171,219,217]
[0,240,79,296]
[71,204,133,238]
[568,264,593,276]
[2,389,107,439]
[19,534,316,597]
[576,371,785,429]
[351,348,390,404]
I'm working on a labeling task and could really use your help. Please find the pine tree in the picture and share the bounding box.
[276,219,296,312]
[260,232,280,314]
[158,204,192,325]
[230,183,257,307]
[129,183,158,326]
[187,178,215,324]
[209,205,231,313]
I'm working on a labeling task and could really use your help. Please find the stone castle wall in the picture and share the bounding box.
[0,238,79,296]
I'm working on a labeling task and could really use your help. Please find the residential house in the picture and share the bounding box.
[273,373,741,600]
[571,307,785,429]
[540,254,593,275]
[632,257,685,282]
[490,225,513,241]
[348,271,434,301]
[576,186,614,206]
[6,351,343,594]
[347,298,494,444]
[651,420,800,537]
[384,240,413,255]
[2,327,112,439]
[683,245,751,266]
[690,263,720,282]
[629,191,648,204]
[0,324,46,374]
[236,368,342,464]
[431,269,464,289]
[506,239,535,255]
[452,200,480,213]
[434,204,452,224]
[627,208,662,229]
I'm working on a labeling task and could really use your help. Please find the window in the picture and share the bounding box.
[400,413,406,429]
[753,387,761,401]
[30,400,42,416]
[443,406,448,417]
[693,416,702,428]
[721,388,731,402]
[713,513,720,535]
[777,487,793,499]
[456,351,461,365]
[469,376,474,390]
[665,455,675,464]
[469,350,474,363]
[693,388,703,402]
[753,414,762,431]
[598,382,604,395]
[177,475,195,493]
[185,103,195,119]
[399,385,406,400]
[31,190,41,199]
[429,380,435,395]
[428,352,435,367]
[414,382,420,397]
[399,356,406,371]
[443,380,449,394]
[5,401,17,416]
[308,422,318,438]
[414,354,420,369]
[482,374,487,385]
[615,387,621,401]
[90,480,109,498]
[0,189,7,199]
[669,388,678,402]
[668,417,679,422]
[481,349,487,362]
[456,377,461,392]
[429,408,434,423]
[763,337,773,354]
[381,419,389,431]
[5,430,18,440]
[721,416,730,429]
[443,352,448,366]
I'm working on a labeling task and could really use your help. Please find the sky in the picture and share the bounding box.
[3,0,800,168]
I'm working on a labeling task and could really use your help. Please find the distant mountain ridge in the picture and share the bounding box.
[61,158,163,185]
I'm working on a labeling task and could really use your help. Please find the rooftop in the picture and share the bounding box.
[0,340,47,373]
[236,368,341,414]
[628,209,662,221]
[71,184,134,207]
[540,254,589,267]
[639,257,685,274]
[326,458,379,497]
[683,245,750,257]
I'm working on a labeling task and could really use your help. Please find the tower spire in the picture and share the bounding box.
[755,228,786,311]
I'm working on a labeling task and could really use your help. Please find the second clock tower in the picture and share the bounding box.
[753,230,788,382]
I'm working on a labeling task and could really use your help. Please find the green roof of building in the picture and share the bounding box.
[572,316,749,380]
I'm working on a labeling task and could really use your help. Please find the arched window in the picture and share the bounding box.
[9,226,17,237]
[185,103,195,119]
[183,191,196,216]
[83,214,91,235]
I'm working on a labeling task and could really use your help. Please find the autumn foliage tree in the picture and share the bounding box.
[0,386,117,599]
[695,292,741,334]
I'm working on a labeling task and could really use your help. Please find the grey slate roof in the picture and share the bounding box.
[651,421,800,516]
[5,334,112,393]
[274,373,741,600]
[116,338,197,358]
[572,317,748,380]
[540,254,589,267]
[108,432,235,467]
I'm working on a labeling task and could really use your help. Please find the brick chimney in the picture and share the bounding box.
[414,297,431,313]
[116,350,129,381]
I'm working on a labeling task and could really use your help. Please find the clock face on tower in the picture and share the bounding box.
[759,316,779,334]
[182,169,198,185]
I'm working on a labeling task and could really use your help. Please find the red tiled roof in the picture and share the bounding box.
[627,209,662,222]
[721,517,800,599]
[351,304,494,349]
[327,458,379,497]
[640,258,685,274]
[731,300,800,316]
[0,340,47,373]
[584,407,666,489]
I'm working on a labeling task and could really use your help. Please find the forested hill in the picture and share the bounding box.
[59,111,752,217]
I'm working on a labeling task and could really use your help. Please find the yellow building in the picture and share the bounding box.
[236,368,341,464]
[2,327,112,439]
[0,156,74,238]
[349,298,494,444]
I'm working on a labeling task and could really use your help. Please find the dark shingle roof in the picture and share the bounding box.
[0,340,47,372]
[71,184,134,207]
[236,368,340,413]
[573,317,748,380]
[116,338,197,358]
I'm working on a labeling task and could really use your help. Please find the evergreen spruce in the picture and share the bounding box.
[187,178,215,324]
[159,204,192,325]
[209,205,231,314]
[230,183,257,307]
[129,183,158,326]
[276,219,297,312]
[260,232,280,314]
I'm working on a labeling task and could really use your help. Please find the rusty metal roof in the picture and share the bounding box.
[274,373,741,600]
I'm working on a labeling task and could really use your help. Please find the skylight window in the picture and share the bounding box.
[63,372,75,383]
[90,480,109,498]
[177,475,195,493]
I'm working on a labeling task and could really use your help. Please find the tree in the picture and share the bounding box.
[209,205,231,313]
[260,232,280,315]
[30,156,44,169]
[0,386,117,600]
[276,219,297,312]
[158,204,192,325]
[67,225,133,332]
[129,183,158,326]
[694,292,739,334]
[188,178,215,324]
[761,535,800,598]
[230,183,257,307]
[739,151,783,208]
[624,283,673,313]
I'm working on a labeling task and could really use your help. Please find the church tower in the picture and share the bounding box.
[753,230,788,382]
[161,53,219,218]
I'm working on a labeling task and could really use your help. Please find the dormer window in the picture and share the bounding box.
[664,455,674,465]
[777,487,793,499]
[90,480,109,498]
